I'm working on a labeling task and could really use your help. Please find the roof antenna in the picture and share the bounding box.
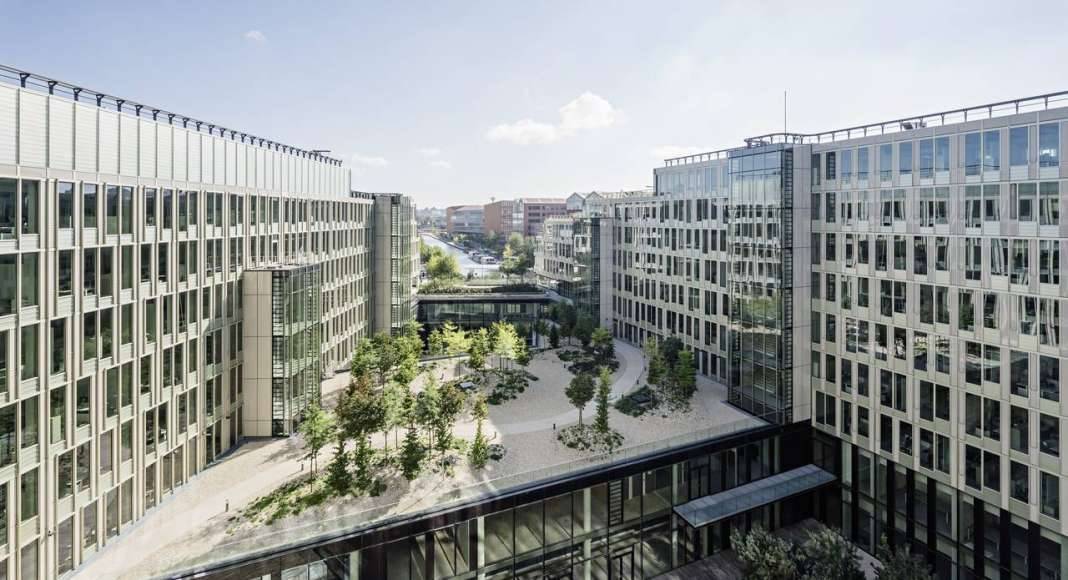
[783,90,787,135]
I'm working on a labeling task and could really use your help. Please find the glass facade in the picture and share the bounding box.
[727,145,796,423]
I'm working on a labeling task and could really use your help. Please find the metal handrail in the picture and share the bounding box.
[665,89,1068,166]
[0,63,342,166]
[161,404,808,577]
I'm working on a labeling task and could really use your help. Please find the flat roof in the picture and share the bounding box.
[674,464,835,528]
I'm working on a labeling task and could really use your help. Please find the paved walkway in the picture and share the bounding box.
[73,341,643,579]
[495,339,644,434]
[71,372,353,580]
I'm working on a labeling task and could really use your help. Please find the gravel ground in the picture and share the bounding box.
[78,345,753,579]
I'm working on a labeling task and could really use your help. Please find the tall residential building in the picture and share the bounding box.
[445,204,483,236]
[0,66,416,579]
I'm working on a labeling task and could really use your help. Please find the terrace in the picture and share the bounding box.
[73,341,763,580]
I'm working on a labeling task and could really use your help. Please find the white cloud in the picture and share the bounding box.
[243,30,267,43]
[485,119,561,145]
[486,92,620,145]
[416,147,441,157]
[350,153,389,167]
[559,92,620,132]
[650,145,715,160]
[430,160,453,169]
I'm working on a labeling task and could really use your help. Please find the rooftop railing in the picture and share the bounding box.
[164,404,805,578]
[666,89,1068,165]
[0,63,343,166]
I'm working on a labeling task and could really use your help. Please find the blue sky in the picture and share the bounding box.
[5,0,1068,207]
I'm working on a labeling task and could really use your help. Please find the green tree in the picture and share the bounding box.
[731,526,798,580]
[326,438,352,492]
[440,321,471,355]
[469,394,490,468]
[801,528,864,580]
[335,376,387,491]
[491,321,519,371]
[557,303,577,345]
[380,382,408,451]
[590,326,613,362]
[350,338,379,381]
[574,313,595,348]
[644,339,664,386]
[514,340,531,367]
[594,367,612,435]
[415,377,441,451]
[661,336,684,366]
[876,537,932,580]
[467,328,490,372]
[434,383,466,464]
[427,327,447,356]
[427,252,461,281]
[673,350,697,403]
[298,404,335,474]
[548,324,560,349]
[400,424,425,480]
[565,373,596,424]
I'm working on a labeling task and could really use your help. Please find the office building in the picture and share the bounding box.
[482,199,520,238]
[0,65,417,579]
[364,192,418,334]
[445,205,483,236]
[516,197,567,237]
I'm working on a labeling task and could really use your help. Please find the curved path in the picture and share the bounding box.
[494,339,644,434]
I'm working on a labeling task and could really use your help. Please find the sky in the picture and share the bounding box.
[4,0,1068,208]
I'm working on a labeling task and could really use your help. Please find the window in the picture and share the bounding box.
[1041,414,1059,457]
[57,181,74,229]
[918,139,933,178]
[1039,123,1060,167]
[76,378,90,428]
[145,187,157,227]
[879,144,892,181]
[120,186,133,234]
[1010,461,1029,503]
[1041,356,1059,402]
[1012,182,1037,221]
[58,250,73,297]
[21,252,38,308]
[20,467,38,521]
[983,185,1000,222]
[965,133,981,176]
[965,186,982,227]
[1041,240,1060,284]
[0,404,14,468]
[20,324,37,381]
[83,183,98,229]
[1010,126,1029,166]
[21,180,38,234]
[983,451,1000,492]
[898,141,912,176]
[1040,182,1059,226]
[858,147,869,180]
[57,450,73,499]
[0,179,15,240]
[1042,472,1060,519]
[105,185,119,235]
[826,151,836,181]
[49,385,65,444]
[983,130,1000,171]
[99,430,113,475]
[1010,406,1029,453]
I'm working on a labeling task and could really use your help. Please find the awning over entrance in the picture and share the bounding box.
[674,464,836,528]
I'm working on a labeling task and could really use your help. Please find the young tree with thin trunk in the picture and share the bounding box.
[566,373,596,425]
[594,367,612,435]
[298,404,335,474]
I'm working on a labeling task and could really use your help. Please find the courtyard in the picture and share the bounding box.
[73,340,759,580]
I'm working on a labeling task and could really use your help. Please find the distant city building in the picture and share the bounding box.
[445,204,484,236]
[516,197,567,237]
[482,199,520,237]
